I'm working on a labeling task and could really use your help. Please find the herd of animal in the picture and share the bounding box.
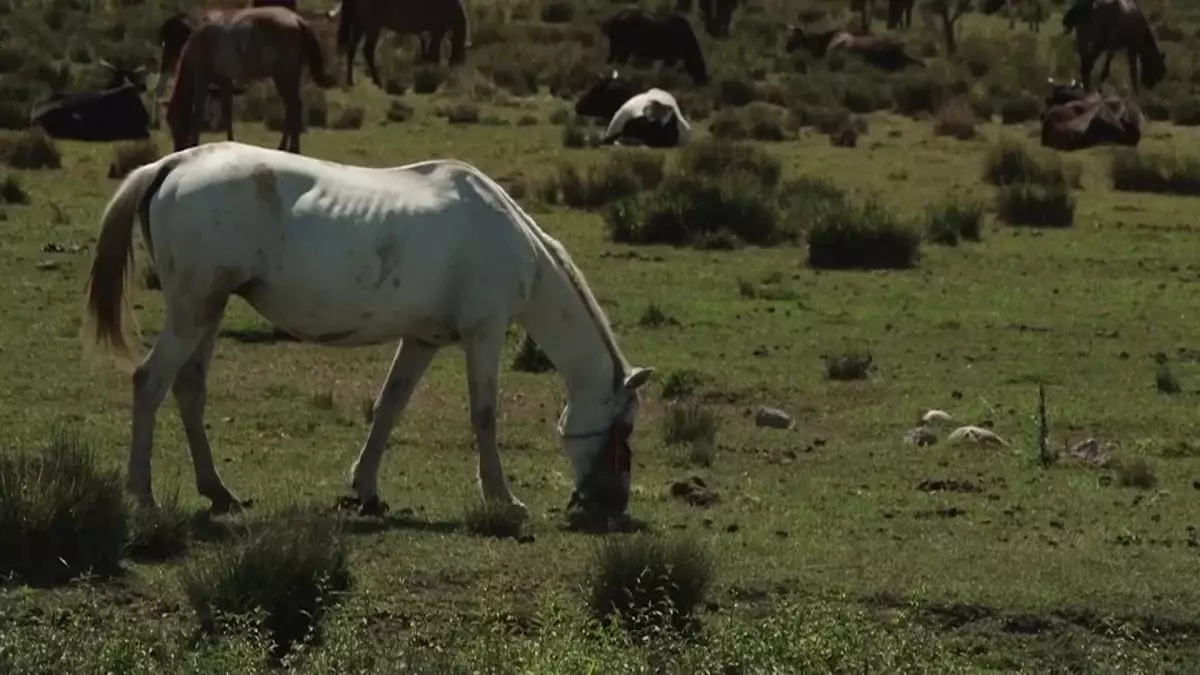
[22,0,1169,156]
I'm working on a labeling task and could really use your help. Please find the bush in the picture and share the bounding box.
[588,534,714,636]
[926,200,984,245]
[330,106,365,130]
[891,74,948,117]
[823,349,873,380]
[0,174,27,204]
[778,175,851,229]
[0,429,127,586]
[1169,97,1200,126]
[999,93,1041,125]
[180,509,351,661]
[441,102,480,125]
[982,139,1078,188]
[661,369,707,400]
[1,128,61,169]
[996,183,1075,227]
[677,139,781,190]
[709,103,791,142]
[107,140,159,179]
[1116,457,1157,489]
[512,333,554,373]
[385,99,414,124]
[806,199,920,270]
[558,150,663,210]
[638,303,678,329]
[463,500,527,539]
[1110,149,1200,196]
[662,401,720,446]
[932,99,978,140]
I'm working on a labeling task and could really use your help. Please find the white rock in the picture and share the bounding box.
[921,409,954,425]
[755,407,794,430]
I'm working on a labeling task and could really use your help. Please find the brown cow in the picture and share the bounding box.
[1040,84,1142,151]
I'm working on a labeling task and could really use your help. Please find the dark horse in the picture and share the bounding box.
[676,0,737,38]
[164,6,334,154]
[600,8,709,86]
[335,0,469,88]
[1062,0,1166,93]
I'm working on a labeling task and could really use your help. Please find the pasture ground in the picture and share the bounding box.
[3,1,1200,672]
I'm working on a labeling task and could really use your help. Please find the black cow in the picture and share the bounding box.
[1044,76,1086,107]
[30,60,152,142]
[600,9,709,86]
[575,71,641,121]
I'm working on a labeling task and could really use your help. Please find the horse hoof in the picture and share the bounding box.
[210,497,253,516]
[359,496,390,518]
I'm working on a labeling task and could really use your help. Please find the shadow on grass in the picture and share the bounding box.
[219,327,301,344]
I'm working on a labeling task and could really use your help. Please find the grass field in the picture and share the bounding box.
[4,0,1200,672]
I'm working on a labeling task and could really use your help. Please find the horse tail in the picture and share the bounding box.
[299,21,335,88]
[83,157,179,368]
[449,0,469,65]
[336,0,356,53]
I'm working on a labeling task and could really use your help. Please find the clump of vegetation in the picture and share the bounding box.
[1110,149,1200,196]
[1,127,62,169]
[926,200,984,245]
[180,509,351,661]
[806,198,921,270]
[999,93,1041,125]
[439,102,480,125]
[662,401,720,447]
[330,106,366,130]
[463,500,527,539]
[638,303,679,329]
[823,349,873,380]
[412,66,446,94]
[512,333,555,373]
[661,369,707,400]
[677,138,781,189]
[311,391,335,411]
[1116,457,1157,490]
[996,183,1075,227]
[1156,363,1182,394]
[982,139,1079,188]
[385,99,414,124]
[553,150,664,209]
[0,174,28,204]
[107,140,159,179]
[933,99,978,140]
[126,487,191,562]
[0,429,128,586]
[588,533,714,636]
[708,102,791,142]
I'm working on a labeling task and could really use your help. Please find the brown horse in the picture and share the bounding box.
[164,6,334,154]
[1063,0,1166,93]
[335,0,469,88]
[786,26,924,72]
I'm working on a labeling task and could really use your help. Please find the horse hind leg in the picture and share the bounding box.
[274,74,303,154]
[347,339,438,515]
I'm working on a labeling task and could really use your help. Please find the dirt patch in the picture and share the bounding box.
[917,478,982,493]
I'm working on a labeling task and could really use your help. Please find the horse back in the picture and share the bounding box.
[194,8,306,79]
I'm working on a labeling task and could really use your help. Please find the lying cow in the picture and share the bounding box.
[574,70,641,121]
[30,59,152,142]
[601,88,692,148]
[1040,77,1142,151]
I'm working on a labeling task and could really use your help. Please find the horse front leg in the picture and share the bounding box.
[348,339,438,516]
[362,29,384,88]
[219,79,235,142]
[1126,47,1140,94]
[1099,48,1117,88]
[344,30,363,86]
[1078,45,1096,90]
[463,326,527,518]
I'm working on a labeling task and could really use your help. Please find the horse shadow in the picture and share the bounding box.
[218,326,300,344]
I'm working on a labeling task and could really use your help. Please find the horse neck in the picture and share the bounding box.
[519,243,623,410]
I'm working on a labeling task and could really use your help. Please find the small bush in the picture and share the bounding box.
[806,199,920,270]
[926,201,984,245]
[661,369,707,400]
[982,139,1078,188]
[709,103,790,142]
[126,487,191,562]
[180,510,351,661]
[662,401,720,446]
[1156,364,1182,394]
[588,534,714,635]
[512,333,554,373]
[107,140,159,179]
[891,74,948,117]
[0,174,27,204]
[933,99,978,140]
[559,151,663,210]
[385,99,414,124]
[0,429,128,586]
[1,128,62,170]
[1116,457,1157,489]
[443,102,480,125]
[331,106,365,130]
[303,90,329,128]
[463,500,526,539]
[996,183,1075,227]
[1169,97,1200,126]
[1110,149,1200,196]
[638,303,678,329]
[562,121,589,148]
[605,173,781,248]
[677,139,781,190]
[999,93,1041,125]
[823,350,873,380]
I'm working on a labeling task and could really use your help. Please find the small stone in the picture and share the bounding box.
[755,406,794,430]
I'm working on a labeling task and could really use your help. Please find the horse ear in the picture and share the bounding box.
[622,367,654,393]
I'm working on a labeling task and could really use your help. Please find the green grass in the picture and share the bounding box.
[4,0,1200,671]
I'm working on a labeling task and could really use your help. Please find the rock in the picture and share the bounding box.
[947,425,1007,446]
[755,406,794,430]
[921,409,953,425]
[904,426,938,447]
[669,476,718,507]
[1068,438,1110,466]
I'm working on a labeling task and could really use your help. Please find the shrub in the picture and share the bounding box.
[1,128,61,170]
[1169,97,1200,126]
[999,93,1041,125]
[442,102,480,125]
[107,140,159,179]
[926,200,984,245]
[677,139,781,190]
[558,151,663,210]
[1116,457,1157,489]
[1110,149,1200,196]
[0,174,27,204]
[662,401,720,446]
[463,500,526,539]
[562,121,589,148]
[638,303,678,329]
[0,429,128,586]
[1156,364,1181,394]
[512,333,554,373]
[180,509,351,661]
[385,99,414,124]
[331,106,365,130]
[891,74,948,117]
[982,139,1078,188]
[823,350,873,380]
[778,175,851,230]
[996,183,1074,227]
[806,199,920,270]
[588,534,714,636]
[932,99,978,140]
[709,103,790,142]
[126,487,191,562]
[661,369,707,400]
[303,90,329,128]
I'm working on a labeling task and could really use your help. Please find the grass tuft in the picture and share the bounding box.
[107,140,159,179]
[587,533,714,636]
[926,200,985,245]
[662,401,720,447]
[1,128,62,169]
[823,349,873,380]
[1110,149,1200,196]
[126,487,191,562]
[463,500,526,539]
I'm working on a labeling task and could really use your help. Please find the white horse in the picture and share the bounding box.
[83,141,653,519]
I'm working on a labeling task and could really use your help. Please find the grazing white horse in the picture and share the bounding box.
[83,141,653,519]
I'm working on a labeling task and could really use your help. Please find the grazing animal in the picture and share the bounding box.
[335,0,470,88]
[1062,0,1166,93]
[153,12,252,130]
[1040,80,1142,150]
[574,70,641,121]
[163,6,335,154]
[31,59,152,142]
[83,141,654,521]
[786,26,924,72]
[600,8,709,86]
[601,88,691,148]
